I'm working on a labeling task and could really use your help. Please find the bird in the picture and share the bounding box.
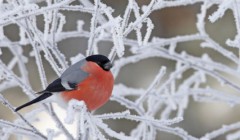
[15,54,114,111]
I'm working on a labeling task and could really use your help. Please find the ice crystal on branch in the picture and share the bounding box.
[0,0,240,139]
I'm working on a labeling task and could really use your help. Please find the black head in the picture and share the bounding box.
[86,54,112,71]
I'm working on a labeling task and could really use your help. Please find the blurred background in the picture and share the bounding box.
[1,0,240,139]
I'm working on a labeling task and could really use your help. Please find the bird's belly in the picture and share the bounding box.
[61,74,113,111]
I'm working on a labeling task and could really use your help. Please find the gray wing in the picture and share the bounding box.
[60,59,89,90]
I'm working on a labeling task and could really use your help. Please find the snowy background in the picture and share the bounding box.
[0,0,240,139]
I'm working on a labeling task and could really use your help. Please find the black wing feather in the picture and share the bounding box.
[46,78,76,92]
[15,78,74,111]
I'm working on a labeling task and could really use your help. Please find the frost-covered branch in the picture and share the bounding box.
[0,0,240,139]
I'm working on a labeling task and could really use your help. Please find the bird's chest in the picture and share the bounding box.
[81,73,112,95]
[61,70,114,110]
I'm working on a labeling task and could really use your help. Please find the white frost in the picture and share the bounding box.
[0,0,240,139]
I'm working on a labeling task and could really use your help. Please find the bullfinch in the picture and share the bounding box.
[15,54,114,111]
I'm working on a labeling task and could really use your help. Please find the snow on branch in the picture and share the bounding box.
[0,0,240,139]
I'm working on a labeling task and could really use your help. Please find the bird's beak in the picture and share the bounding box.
[103,62,113,70]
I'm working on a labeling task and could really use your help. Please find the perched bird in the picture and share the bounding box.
[15,54,114,111]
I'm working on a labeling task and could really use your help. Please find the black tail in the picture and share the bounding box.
[15,92,53,112]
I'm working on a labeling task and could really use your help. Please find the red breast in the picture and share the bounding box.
[61,61,114,111]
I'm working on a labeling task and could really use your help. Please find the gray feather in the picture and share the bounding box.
[61,59,89,88]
